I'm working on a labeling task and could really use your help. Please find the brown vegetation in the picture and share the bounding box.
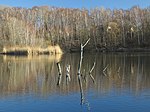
[1,45,63,55]
[0,6,150,52]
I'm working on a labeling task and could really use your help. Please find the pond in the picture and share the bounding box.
[0,52,150,112]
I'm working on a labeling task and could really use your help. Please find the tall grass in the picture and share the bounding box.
[2,45,63,55]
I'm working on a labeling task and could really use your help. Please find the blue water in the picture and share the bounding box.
[0,89,150,112]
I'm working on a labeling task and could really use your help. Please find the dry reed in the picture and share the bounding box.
[2,45,63,55]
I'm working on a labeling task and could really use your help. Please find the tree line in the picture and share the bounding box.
[0,6,150,51]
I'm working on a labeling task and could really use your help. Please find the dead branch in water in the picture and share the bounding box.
[66,64,71,84]
[77,38,90,76]
[103,64,109,76]
[89,62,96,74]
[83,38,91,47]
[89,62,96,83]
[57,62,62,86]
[78,75,84,105]
[77,38,90,105]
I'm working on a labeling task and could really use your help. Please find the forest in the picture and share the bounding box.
[0,5,150,53]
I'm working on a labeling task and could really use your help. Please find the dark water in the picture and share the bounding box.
[0,53,150,112]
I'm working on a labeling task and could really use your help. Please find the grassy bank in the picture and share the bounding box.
[0,45,63,55]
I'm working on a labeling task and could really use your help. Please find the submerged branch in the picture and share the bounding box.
[103,64,109,72]
[89,62,96,83]
[66,64,71,84]
[77,38,90,105]
[103,64,109,76]
[78,75,84,105]
[89,62,96,74]
[57,62,62,86]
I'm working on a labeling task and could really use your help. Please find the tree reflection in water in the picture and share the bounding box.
[0,53,150,100]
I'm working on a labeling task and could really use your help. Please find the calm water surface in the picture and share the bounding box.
[0,53,150,112]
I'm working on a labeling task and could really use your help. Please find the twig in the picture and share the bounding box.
[89,62,96,83]
[83,38,91,47]
[103,64,109,72]
[89,62,96,74]
[103,72,107,76]
[89,74,95,83]
[103,64,109,76]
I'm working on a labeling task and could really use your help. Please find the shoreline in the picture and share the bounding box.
[1,47,150,56]
[68,47,150,53]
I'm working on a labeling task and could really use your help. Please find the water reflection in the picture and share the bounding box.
[0,53,150,98]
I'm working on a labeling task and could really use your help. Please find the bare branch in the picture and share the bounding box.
[89,62,96,83]
[57,62,62,86]
[103,72,107,76]
[66,64,71,84]
[89,74,95,83]
[103,64,109,76]
[89,62,96,74]
[77,38,91,105]
[83,38,91,48]
[103,64,109,72]
[77,38,90,76]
